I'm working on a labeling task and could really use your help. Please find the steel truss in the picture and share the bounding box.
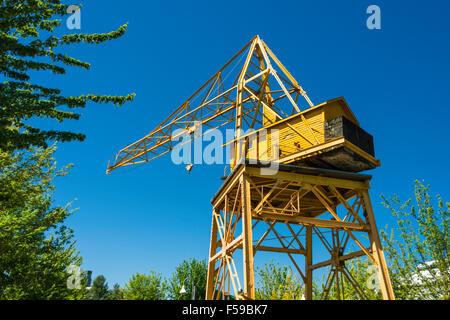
[205,164,395,300]
[107,35,316,173]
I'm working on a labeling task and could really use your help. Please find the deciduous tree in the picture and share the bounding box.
[320,258,382,300]
[255,261,304,300]
[381,181,449,299]
[0,145,82,299]
[123,271,167,300]
[0,0,135,152]
[168,258,207,300]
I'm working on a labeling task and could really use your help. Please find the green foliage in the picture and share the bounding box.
[168,258,207,300]
[0,145,82,299]
[87,275,110,300]
[320,258,382,300]
[381,180,450,300]
[255,261,303,300]
[123,271,167,300]
[0,0,135,152]
[107,283,124,300]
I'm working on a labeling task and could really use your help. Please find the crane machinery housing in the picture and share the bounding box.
[107,35,395,300]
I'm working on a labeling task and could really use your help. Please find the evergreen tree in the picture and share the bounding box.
[107,283,124,300]
[0,0,135,152]
[87,275,110,300]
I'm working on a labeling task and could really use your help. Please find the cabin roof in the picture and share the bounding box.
[264,96,360,129]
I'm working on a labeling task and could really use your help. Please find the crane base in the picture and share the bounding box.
[206,161,395,300]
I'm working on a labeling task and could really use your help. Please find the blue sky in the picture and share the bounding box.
[31,0,450,287]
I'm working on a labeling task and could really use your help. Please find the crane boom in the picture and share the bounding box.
[106,36,314,174]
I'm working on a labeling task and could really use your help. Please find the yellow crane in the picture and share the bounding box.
[107,36,394,300]
[107,35,377,174]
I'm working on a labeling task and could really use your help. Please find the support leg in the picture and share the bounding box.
[305,226,313,300]
[206,209,218,300]
[241,174,255,299]
[361,191,395,300]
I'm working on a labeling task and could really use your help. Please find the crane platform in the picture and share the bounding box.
[213,160,372,218]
